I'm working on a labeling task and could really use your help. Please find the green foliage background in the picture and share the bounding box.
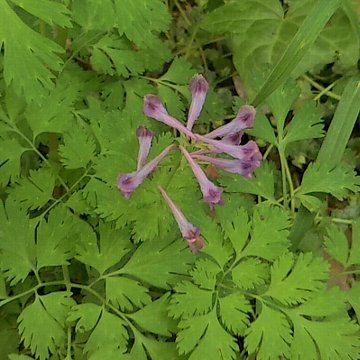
[0,0,359,359]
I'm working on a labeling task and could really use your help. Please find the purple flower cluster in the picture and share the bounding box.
[117,74,261,252]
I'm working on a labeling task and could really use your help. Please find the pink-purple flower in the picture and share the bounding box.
[205,105,256,139]
[117,144,175,199]
[143,95,195,139]
[117,73,262,253]
[159,186,204,253]
[191,154,259,179]
[187,74,209,131]
[180,146,223,209]
[136,126,154,170]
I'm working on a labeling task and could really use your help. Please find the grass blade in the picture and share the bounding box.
[251,0,341,106]
[316,76,360,166]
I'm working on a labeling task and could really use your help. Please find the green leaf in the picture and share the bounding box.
[177,311,237,360]
[76,222,131,276]
[220,161,275,200]
[232,258,269,290]
[265,252,329,305]
[0,137,28,186]
[120,238,194,289]
[114,0,171,48]
[246,113,276,145]
[241,204,290,261]
[36,206,76,270]
[245,303,292,360]
[59,123,96,169]
[69,305,128,357]
[0,201,36,285]
[169,281,213,319]
[325,224,349,266]
[222,207,250,257]
[160,57,196,84]
[10,0,72,27]
[288,289,360,359]
[298,162,360,200]
[0,0,64,102]
[283,101,325,145]
[128,294,177,336]
[8,167,56,210]
[251,0,342,105]
[316,76,360,167]
[106,277,151,311]
[219,293,252,335]
[18,292,74,360]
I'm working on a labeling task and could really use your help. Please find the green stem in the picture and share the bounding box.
[278,147,288,208]
[302,75,341,101]
[262,144,274,160]
[184,24,199,59]
[284,157,295,213]
[174,0,191,26]
[39,167,92,218]
[8,125,69,191]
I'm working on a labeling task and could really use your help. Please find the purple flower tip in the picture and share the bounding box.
[136,126,154,138]
[187,74,209,131]
[236,105,256,129]
[205,104,256,139]
[180,146,224,208]
[118,144,175,199]
[136,126,154,170]
[190,74,209,96]
[159,186,204,253]
[143,95,167,119]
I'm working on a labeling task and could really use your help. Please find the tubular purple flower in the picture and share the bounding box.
[192,154,260,179]
[205,105,256,139]
[159,186,204,253]
[187,74,209,131]
[136,126,154,170]
[143,95,195,139]
[179,146,223,208]
[117,144,175,199]
[196,135,262,162]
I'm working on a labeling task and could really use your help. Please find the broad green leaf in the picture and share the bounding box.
[246,113,276,145]
[325,224,349,266]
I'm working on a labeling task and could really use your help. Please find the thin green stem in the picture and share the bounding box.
[334,269,360,277]
[139,76,181,93]
[284,157,295,213]
[184,24,199,59]
[8,125,69,191]
[278,147,288,208]
[302,75,341,101]
[174,0,191,26]
[39,167,92,218]
[262,144,274,160]
[331,217,354,225]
